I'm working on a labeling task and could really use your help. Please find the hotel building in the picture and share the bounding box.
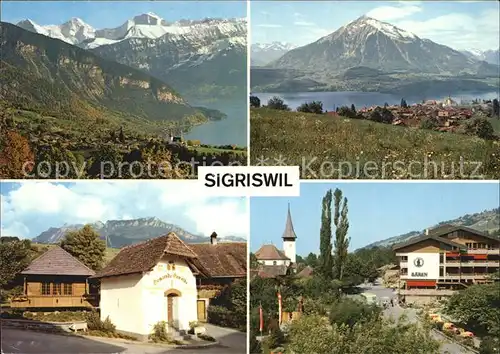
[393,225,500,305]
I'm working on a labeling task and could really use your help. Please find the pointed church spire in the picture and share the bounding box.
[282,203,297,240]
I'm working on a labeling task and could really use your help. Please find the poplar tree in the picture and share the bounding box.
[319,189,333,279]
[333,188,350,280]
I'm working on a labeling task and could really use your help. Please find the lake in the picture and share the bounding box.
[185,97,247,147]
[254,91,499,111]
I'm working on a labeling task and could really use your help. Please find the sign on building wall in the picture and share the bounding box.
[407,253,440,279]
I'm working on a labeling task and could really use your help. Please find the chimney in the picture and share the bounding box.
[210,232,217,245]
[425,228,429,235]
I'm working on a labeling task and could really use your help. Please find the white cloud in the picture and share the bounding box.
[257,24,282,28]
[294,21,315,27]
[186,200,248,237]
[398,1,422,5]
[393,9,500,50]
[0,181,248,239]
[367,4,422,21]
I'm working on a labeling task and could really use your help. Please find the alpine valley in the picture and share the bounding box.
[16,13,247,103]
[250,16,500,97]
[30,217,246,248]
[0,12,247,179]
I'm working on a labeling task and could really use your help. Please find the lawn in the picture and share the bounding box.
[250,108,500,179]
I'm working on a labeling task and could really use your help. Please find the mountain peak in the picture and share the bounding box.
[132,12,164,25]
[356,14,371,21]
[67,17,85,25]
[344,15,417,41]
[17,18,37,25]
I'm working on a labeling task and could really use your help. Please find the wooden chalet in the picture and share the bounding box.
[10,246,98,309]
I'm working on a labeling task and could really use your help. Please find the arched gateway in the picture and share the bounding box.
[94,233,208,339]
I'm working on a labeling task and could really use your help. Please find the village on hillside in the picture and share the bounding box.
[255,94,499,133]
[348,97,498,132]
[249,187,500,354]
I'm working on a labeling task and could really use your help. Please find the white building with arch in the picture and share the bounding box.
[93,232,244,339]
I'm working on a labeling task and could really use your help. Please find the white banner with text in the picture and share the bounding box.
[197,166,300,197]
[407,253,440,279]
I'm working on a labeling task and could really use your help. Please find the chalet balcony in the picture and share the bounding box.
[399,289,456,296]
[462,249,500,255]
[445,261,500,267]
[10,294,99,309]
[440,274,490,280]
[396,249,500,257]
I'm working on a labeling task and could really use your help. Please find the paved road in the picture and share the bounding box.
[1,324,245,354]
[360,280,474,354]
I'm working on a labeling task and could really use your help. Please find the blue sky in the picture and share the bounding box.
[251,1,500,50]
[0,181,248,240]
[1,1,246,28]
[250,182,500,255]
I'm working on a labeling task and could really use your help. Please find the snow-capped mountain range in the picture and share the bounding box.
[16,13,246,50]
[268,15,497,75]
[14,12,247,101]
[251,41,296,66]
[461,48,500,66]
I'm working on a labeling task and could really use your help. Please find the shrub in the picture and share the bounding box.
[189,321,199,329]
[197,333,216,342]
[209,278,246,330]
[460,337,475,348]
[249,331,262,354]
[479,336,500,354]
[250,96,261,108]
[266,97,290,111]
[149,321,173,343]
[421,117,438,130]
[337,106,357,118]
[84,311,115,333]
[266,318,285,349]
[302,297,328,316]
[102,316,116,333]
[463,118,495,140]
[84,310,103,330]
[329,298,381,327]
[207,306,239,328]
[297,101,323,114]
[369,107,394,124]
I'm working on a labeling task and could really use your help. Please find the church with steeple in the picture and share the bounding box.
[254,204,298,277]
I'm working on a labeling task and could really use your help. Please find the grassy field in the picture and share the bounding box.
[250,108,500,179]
[487,117,500,134]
